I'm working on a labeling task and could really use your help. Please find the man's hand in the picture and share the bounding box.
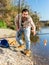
[15,25,20,31]
[31,30,36,36]
[33,31,36,36]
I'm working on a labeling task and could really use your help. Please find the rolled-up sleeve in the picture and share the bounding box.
[29,17,36,31]
[14,15,18,26]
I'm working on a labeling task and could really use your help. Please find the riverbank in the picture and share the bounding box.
[0,29,33,65]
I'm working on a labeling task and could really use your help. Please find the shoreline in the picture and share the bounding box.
[0,29,33,65]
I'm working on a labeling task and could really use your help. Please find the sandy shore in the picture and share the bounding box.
[0,29,33,65]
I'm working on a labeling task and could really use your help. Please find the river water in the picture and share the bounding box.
[31,27,49,65]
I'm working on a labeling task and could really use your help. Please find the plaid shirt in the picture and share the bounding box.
[15,13,36,31]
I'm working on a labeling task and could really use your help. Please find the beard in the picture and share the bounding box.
[22,17,27,21]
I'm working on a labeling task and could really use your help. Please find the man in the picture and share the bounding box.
[15,9,36,56]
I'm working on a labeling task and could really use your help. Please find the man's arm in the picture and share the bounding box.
[14,15,19,31]
[30,17,36,35]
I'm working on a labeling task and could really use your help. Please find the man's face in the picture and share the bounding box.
[22,11,29,20]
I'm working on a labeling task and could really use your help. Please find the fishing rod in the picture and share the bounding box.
[18,0,21,29]
[0,0,21,39]
[36,32,49,35]
[17,0,49,36]
[0,0,49,39]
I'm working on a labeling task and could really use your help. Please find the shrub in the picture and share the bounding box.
[0,19,7,28]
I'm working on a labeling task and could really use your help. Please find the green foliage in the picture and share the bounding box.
[30,32,39,43]
[0,0,41,30]
[0,19,7,28]
[31,12,40,24]
[22,32,39,43]
[30,12,41,30]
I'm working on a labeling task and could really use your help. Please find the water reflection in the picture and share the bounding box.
[44,40,47,46]
[31,27,49,65]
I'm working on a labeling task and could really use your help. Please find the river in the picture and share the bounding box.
[31,27,49,65]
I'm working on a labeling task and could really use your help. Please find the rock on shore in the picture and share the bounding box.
[0,29,33,65]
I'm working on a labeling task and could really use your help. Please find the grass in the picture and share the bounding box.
[0,19,7,28]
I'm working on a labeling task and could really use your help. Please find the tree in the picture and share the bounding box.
[30,11,41,30]
[0,0,13,27]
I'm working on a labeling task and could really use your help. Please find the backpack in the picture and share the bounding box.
[0,39,9,48]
